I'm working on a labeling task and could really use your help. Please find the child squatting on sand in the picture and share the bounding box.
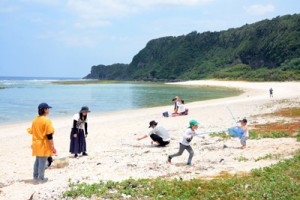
[168,120,203,165]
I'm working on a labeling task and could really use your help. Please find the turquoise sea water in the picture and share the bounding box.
[0,77,241,124]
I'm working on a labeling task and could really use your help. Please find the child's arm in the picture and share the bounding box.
[138,128,156,141]
[72,120,78,138]
[27,122,33,134]
[46,133,56,153]
[137,134,148,141]
[27,128,33,134]
[84,123,88,137]
[49,139,55,152]
[195,131,206,139]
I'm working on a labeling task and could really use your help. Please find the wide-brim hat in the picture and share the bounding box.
[80,106,91,113]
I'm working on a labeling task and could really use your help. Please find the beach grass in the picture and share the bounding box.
[254,153,283,162]
[63,153,300,199]
[257,106,300,118]
[249,130,292,139]
[250,106,300,140]
[270,107,300,118]
[234,156,249,162]
[234,153,286,163]
[251,121,300,136]
[51,80,121,85]
[210,132,232,140]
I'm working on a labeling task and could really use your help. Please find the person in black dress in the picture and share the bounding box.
[69,106,90,158]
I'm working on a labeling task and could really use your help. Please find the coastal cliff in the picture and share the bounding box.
[85,14,300,81]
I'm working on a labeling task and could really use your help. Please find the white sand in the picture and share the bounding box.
[0,80,300,200]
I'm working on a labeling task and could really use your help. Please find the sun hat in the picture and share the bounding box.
[80,106,91,113]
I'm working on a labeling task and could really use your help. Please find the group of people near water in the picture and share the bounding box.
[172,96,188,115]
[27,95,249,183]
[163,96,188,117]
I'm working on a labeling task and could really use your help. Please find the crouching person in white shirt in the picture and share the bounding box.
[137,120,170,147]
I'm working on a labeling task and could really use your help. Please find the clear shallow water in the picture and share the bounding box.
[0,77,241,124]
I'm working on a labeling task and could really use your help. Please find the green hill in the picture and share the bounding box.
[85,14,300,81]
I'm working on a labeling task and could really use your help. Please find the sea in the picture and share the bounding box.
[0,76,241,125]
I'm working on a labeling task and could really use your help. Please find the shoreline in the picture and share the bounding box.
[0,83,242,127]
[1,80,300,200]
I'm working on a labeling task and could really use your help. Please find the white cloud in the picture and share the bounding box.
[59,35,95,47]
[146,0,213,6]
[36,30,97,47]
[67,1,135,20]
[74,20,111,29]
[131,0,213,7]
[34,0,214,47]
[67,0,213,20]
[244,4,275,16]
[20,0,61,6]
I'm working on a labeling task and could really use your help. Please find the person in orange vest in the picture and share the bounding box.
[27,103,56,183]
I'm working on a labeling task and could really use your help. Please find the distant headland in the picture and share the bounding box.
[84,14,300,82]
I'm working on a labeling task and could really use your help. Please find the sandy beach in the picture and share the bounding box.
[0,80,300,200]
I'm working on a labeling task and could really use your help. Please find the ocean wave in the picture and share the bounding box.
[0,77,81,86]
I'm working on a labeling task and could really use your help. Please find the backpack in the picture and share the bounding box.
[162,111,169,117]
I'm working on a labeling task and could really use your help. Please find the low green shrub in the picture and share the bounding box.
[249,131,291,140]
[64,154,300,199]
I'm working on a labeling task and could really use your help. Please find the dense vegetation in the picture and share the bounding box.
[64,151,300,199]
[85,14,300,81]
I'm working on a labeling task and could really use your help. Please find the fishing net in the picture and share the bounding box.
[228,127,244,138]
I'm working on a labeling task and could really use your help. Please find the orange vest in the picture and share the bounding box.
[27,116,55,156]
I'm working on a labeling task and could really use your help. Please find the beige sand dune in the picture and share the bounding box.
[0,80,300,200]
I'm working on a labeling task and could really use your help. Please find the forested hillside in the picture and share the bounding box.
[85,14,300,81]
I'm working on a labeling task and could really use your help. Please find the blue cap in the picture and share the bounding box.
[38,103,52,109]
[149,120,158,128]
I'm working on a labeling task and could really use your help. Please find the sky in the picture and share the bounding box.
[0,0,299,78]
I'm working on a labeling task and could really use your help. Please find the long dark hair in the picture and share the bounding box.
[79,113,87,121]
